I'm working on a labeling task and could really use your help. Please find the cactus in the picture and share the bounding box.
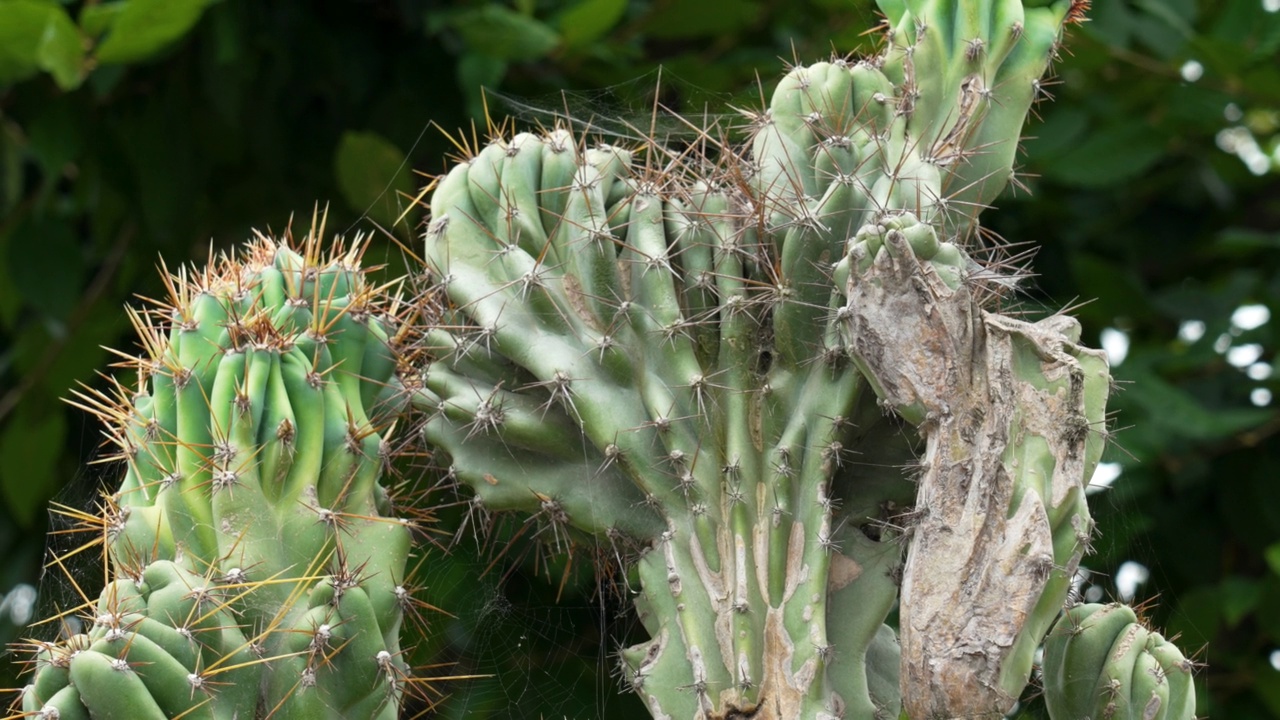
[1042,603,1198,720]
[408,0,1197,719]
[11,219,427,719]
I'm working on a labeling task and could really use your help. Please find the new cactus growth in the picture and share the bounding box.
[411,0,1194,718]
[1042,603,1198,720]
[12,220,427,719]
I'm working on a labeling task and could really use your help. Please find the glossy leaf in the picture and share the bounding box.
[0,404,63,528]
[448,5,560,62]
[557,0,627,48]
[94,0,215,65]
[0,1,83,88]
[334,130,414,232]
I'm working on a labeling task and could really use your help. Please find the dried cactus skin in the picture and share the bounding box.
[1042,603,1198,720]
[843,218,1108,718]
[18,226,419,719]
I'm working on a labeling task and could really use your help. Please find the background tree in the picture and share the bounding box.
[0,1,1277,717]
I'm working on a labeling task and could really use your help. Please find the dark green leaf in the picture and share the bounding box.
[557,0,627,49]
[27,99,86,176]
[0,120,22,217]
[1219,576,1260,627]
[1134,0,1196,55]
[1043,121,1168,188]
[451,6,560,62]
[1082,0,1134,49]
[1256,662,1280,719]
[457,51,507,118]
[7,217,82,320]
[642,0,761,39]
[1123,366,1273,441]
[0,404,65,528]
[334,131,414,232]
[94,0,214,65]
[1023,107,1090,163]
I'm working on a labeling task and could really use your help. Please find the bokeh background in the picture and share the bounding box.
[1,0,1278,717]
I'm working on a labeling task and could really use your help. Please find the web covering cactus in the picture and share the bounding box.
[13,224,425,719]
[409,0,1145,718]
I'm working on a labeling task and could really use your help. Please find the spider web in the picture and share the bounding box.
[26,458,115,649]
[486,66,750,148]
[406,540,651,719]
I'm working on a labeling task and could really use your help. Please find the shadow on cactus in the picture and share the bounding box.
[406,0,1200,718]
[6,215,466,719]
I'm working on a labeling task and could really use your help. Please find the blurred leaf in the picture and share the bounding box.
[1218,232,1280,260]
[27,99,86,177]
[449,6,559,62]
[1023,107,1089,163]
[557,0,627,49]
[0,404,65,528]
[93,0,215,65]
[7,217,82,320]
[334,131,414,233]
[36,5,84,89]
[1042,121,1168,188]
[0,119,22,216]
[1133,0,1195,59]
[112,100,199,238]
[79,3,127,38]
[1219,576,1260,627]
[1166,585,1220,652]
[0,1,83,88]
[1256,662,1280,719]
[1266,543,1280,576]
[457,51,507,119]
[1070,254,1151,321]
[1122,366,1272,442]
[1082,0,1134,49]
[642,0,761,39]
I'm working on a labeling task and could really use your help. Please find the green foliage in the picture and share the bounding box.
[1,1,1278,717]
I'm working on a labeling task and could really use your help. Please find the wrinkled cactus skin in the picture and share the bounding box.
[408,0,1162,718]
[16,224,418,719]
[1043,603,1198,720]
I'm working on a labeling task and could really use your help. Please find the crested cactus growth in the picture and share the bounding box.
[409,0,1193,719]
[1042,603,1198,720]
[12,221,427,719]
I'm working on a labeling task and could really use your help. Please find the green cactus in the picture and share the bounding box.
[12,220,427,719]
[1042,603,1198,720]
[408,0,1196,719]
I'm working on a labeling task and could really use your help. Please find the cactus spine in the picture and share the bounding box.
[408,0,1185,718]
[14,221,425,719]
